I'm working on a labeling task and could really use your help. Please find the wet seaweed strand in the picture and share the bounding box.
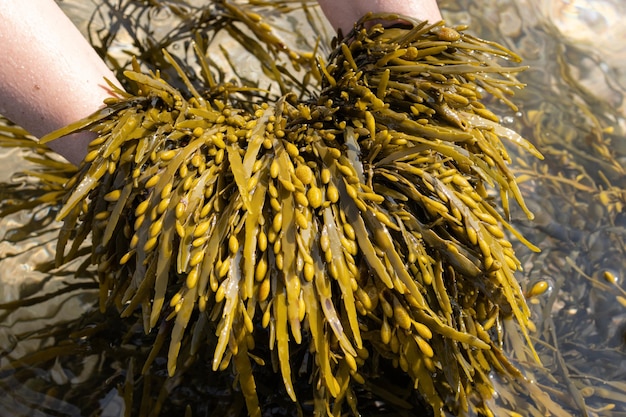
[41,14,542,417]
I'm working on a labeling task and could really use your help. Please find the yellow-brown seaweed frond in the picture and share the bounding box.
[0,121,77,218]
[88,0,323,100]
[41,14,542,417]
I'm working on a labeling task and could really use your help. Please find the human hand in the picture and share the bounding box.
[317,0,442,34]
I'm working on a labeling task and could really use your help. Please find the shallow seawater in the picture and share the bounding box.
[1,0,625,416]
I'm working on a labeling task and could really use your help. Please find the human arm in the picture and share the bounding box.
[0,0,122,165]
[317,0,442,34]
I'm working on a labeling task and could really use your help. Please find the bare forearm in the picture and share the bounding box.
[0,0,121,165]
[317,0,442,34]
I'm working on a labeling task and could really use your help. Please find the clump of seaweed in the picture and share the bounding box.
[34,13,547,416]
